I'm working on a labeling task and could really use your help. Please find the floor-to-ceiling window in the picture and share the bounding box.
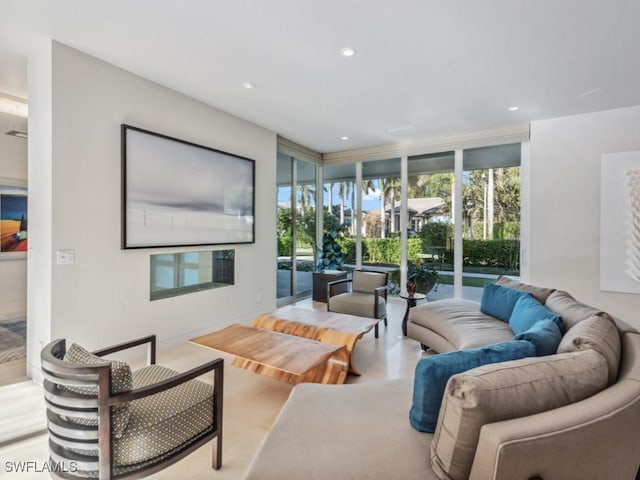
[461,144,521,299]
[322,163,356,268]
[276,152,318,305]
[278,141,522,304]
[406,152,455,299]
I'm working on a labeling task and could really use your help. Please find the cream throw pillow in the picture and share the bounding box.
[557,313,621,385]
[430,350,608,480]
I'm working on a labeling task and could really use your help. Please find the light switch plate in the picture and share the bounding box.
[56,249,75,265]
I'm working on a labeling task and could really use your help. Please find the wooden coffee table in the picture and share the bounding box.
[251,306,379,375]
[190,324,349,385]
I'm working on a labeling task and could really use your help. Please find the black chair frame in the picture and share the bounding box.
[327,270,389,338]
[41,335,223,479]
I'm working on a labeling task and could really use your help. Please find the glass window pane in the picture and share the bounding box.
[150,249,234,300]
[462,144,521,301]
[295,159,316,295]
[322,164,356,269]
[276,154,294,299]
[407,152,455,300]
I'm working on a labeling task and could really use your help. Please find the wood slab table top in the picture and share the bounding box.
[268,305,379,334]
[251,306,380,375]
[190,324,348,384]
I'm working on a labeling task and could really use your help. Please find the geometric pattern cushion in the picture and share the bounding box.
[113,364,214,466]
[69,364,216,477]
[62,343,133,438]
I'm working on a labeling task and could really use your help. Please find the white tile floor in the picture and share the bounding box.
[0,297,427,479]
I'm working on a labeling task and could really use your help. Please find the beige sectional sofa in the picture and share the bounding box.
[244,278,640,480]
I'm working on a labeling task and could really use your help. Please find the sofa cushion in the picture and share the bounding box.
[352,270,387,293]
[409,299,514,351]
[73,364,215,472]
[410,340,535,433]
[430,349,609,480]
[329,292,386,319]
[480,283,532,322]
[557,314,621,385]
[496,275,556,304]
[245,379,437,480]
[514,319,563,356]
[508,295,564,335]
[62,343,133,438]
[545,290,603,330]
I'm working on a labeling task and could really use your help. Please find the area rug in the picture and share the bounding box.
[0,318,26,364]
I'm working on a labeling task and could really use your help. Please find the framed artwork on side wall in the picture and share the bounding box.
[0,179,27,259]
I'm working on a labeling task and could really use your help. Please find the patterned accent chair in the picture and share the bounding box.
[327,270,389,338]
[40,335,223,479]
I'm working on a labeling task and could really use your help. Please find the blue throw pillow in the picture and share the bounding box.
[514,319,563,356]
[409,340,536,433]
[479,283,532,322]
[509,295,564,335]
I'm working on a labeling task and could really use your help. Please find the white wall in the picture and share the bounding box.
[0,111,28,316]
[27,41,277,376]
[529,105,640,329]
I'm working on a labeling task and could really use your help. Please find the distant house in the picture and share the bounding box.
[362,197,447,237]
[388,197,447,233]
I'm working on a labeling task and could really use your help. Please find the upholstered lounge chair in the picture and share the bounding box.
[40,335,223,479]
[327,270,389,338]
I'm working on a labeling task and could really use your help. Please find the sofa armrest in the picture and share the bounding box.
[469,378,640,480]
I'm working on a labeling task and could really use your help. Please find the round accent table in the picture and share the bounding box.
[399,293,427,336]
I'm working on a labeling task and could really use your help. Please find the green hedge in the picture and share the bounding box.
[360,238,422,264]
[463,239,520,270]
[278,236,292,256]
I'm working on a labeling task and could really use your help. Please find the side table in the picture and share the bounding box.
[399,293,427,336]
[312,270,348,302]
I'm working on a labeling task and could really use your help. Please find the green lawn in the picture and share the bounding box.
[437,274,495,288]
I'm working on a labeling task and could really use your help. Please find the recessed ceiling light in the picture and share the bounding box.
[241,82,256,89]
[339,47,357,57]
[340,136,349,140]
[508,106,519,111]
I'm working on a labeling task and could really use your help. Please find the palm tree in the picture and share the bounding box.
[361,178,377,237]
[297,183,315,209]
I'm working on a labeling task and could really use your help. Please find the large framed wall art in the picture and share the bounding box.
[122,125,255,249]
[0,181,28,258]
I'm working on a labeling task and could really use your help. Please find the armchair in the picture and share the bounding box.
[327,270,389,338]
[40,335,223,479]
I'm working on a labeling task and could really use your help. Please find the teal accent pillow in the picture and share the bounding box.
[509,295,564,335]
[514,319,563,356]
[409,340,536,433]
[479,283,532,322]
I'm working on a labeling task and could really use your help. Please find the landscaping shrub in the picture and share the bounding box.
[463,239,520,270]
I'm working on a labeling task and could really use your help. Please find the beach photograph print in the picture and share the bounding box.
[123,126,255,248]
[0,188,28,252]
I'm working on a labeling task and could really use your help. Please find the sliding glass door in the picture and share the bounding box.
[276,152,318,305]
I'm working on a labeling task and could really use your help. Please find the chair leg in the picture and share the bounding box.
[212,435,222,470]
[374,323,379,338]
[383,316,388,327]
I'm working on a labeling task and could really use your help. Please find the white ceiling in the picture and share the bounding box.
[1,0,639,153]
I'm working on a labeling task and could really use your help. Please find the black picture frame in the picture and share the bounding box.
[121,124,255,249]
